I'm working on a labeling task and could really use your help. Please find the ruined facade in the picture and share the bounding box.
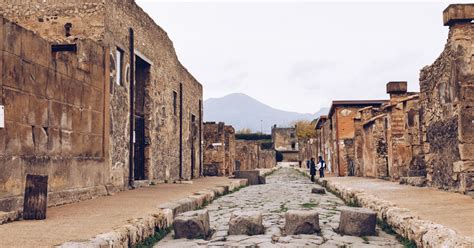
[419,4,474,193]
[0,0,203,213]
[271,125,299,162]
[203,122,235,176]
[327,101,387,176]
[235,140,276,171]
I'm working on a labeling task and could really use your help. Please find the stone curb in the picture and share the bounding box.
[55,179,248,248]
[318,178,474,248]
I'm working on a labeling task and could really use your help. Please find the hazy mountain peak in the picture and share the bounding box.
[204,93,328,133]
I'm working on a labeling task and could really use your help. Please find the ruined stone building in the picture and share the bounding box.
[313,4,474,194]
[352,82,422,180]
[326,100,388,176]
[0,0,203,214]
[418,4,474,194]
[271,125,299,162]
[235,140,276,171]
[203,122,235,176]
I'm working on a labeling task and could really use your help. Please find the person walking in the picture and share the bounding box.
[309,157,316,182]
[318,156,326,178]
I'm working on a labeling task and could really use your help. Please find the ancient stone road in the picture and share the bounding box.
[156,168,403,247]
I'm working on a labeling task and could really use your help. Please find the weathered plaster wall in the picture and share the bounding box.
[0,17,107,211]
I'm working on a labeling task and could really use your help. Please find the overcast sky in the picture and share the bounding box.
[136,1,462,113]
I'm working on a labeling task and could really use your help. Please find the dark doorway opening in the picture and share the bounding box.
[134,56,150,181]
[190,114,197,179]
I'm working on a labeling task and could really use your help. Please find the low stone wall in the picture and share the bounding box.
[318,178,474,248]
[56,179,247,248]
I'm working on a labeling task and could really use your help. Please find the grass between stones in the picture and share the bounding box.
[134,226,173,248]
[376,219,417,248]
[301,202,318,209]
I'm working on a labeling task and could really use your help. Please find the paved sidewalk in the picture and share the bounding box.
[0,177,241,248]
[323,177,474,238]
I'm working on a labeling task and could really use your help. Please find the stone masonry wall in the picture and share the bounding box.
[0,17,107,211]
[203,122,235,176]
[419,5,474,192]
[0,0,203,197]
[235,140,276,171]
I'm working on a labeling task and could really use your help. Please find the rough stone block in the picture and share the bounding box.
[65,79,83,106]
[386,81,407,94]
[459,144,474,160]
[311,187,326,194]
[443,4,474,26]
[399,177,427,187]
[45,71,64,102]
[228,211,264,236]
[47,128,62,155]
[18,124,34,155]
[3,52,24,90]
[21,28,50,68]
[4,21,22,56]
[28,96,48,127]
[23,63,48,97]
[284,210,320,235]
[173,209,210,239]
[258,175,266,184]
[338,207,376,236]
[4,88,28,123]
[33,126,48,155]
[234,170,260,185]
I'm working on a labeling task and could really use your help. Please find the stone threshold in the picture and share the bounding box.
[55,179,248,248]
[317,178,474,248]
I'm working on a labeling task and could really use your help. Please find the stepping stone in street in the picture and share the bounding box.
[228,211,265,235]
[173,209,211,239]
[338,207,376,236]
[284,210,321,235]
[311,187,326,194]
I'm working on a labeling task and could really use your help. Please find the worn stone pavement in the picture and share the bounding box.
[0,177,240,248]
[156,168,402,247]
[322,176,474,239]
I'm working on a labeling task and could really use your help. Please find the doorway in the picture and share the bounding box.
[190,114,197,178]
[134,56,150,181]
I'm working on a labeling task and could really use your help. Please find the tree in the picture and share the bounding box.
[292,119,317,139]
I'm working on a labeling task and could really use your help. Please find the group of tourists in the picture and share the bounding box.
[306,156,326,182]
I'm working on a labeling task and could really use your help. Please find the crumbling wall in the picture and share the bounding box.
[203,122,235,176]
[272,126,298,152]
[0,17,107,211]
[419,6,474,192]
[385,95,424,180]
[235,140,276,171]
[299,138,318,165]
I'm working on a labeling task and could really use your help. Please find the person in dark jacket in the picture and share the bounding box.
[318,156,326,178]
[306,159,310,169]
[309,157,316,182]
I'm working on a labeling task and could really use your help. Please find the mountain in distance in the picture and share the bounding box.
[204,93,329,134]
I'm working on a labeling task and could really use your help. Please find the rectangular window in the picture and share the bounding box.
[116,48,124,86]
[173,91,178,115]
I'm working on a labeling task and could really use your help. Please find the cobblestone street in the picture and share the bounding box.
[156,168,402,247]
